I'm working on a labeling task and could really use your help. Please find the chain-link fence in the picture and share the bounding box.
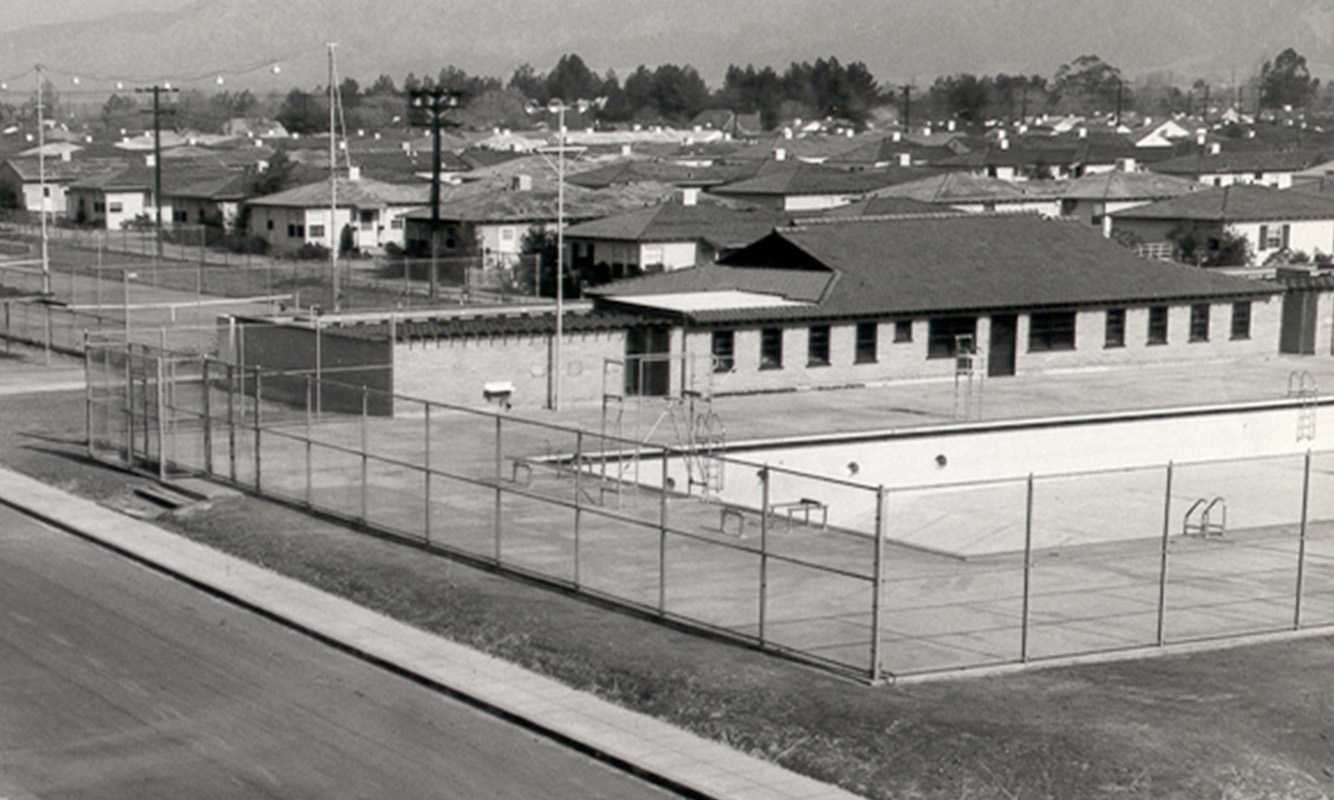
[84,340,1334,682]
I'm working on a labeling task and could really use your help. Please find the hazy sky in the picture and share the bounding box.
[0,0,193,32]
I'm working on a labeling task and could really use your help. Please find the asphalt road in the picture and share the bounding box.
[0,504,679,800]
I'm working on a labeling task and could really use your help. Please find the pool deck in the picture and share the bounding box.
[545,355,1334,445]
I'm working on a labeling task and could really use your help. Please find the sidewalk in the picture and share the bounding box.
[0,466,859,800]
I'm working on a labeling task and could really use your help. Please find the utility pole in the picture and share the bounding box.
[35,65,49,295]
[328,42,339,312]
[408,86,464,300]
[902,85,912,130]
[135,83,178,261]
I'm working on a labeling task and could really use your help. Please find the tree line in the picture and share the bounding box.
[6,48,1325,138]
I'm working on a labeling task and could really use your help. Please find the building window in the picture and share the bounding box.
[1028,310,1076,352]
[390,217,404,229]
[760,328,783,370]
[94,201,105,213]
[855,322,877,363]
[501,227,515,241]
[807,325,830,366]
[927,316,977,359]
[266,219,274,231]
[1105,308,1126,348]
[108,202,122,213]
[309,224,325,239]
[1147,305,1168,345]
[1189,303,1210,342]
[894,320,912,343]
[1231,301,1252,340]
[360,210,375,223]
[1257,223,1289,251]
[711,330,734,373]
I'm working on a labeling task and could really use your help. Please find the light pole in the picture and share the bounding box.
[527,97,598,411]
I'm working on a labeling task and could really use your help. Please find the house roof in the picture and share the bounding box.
[709,161,932,198]
[812,196,957,218]
[1150,149,1334,176]
[337,308,652,341]
[247,176,429,209]
[562,199,789,248]
[2,156,128,183]
[1109,183,1334,222]
[166,172,250,201]
[1061,171,1205,201]
[565,160,726,189]
[593,214,1278,324]
[869,173,1067,205]
[403,181,674,224]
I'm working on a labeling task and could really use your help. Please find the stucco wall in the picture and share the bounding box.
[393,330,627,410]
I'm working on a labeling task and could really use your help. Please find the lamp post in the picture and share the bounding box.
[409,87,465,301]
[527,97,598,411]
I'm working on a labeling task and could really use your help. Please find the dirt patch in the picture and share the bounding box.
[2,389,1332,800]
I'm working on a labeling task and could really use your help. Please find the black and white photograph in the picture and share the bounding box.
[1,2,1333,798]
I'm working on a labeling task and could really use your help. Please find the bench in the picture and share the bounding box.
[768,498,828,531]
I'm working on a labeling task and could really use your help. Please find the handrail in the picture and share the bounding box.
[1182,497,1208,535]
[1183,496,1226,537]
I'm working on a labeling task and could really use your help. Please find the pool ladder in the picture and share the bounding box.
[1182,497,1226,537]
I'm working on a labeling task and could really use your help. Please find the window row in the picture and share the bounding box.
[709,303,1254,372]
[711,321,913,372]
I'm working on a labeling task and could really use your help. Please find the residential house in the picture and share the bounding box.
[1060,170,1205,232]
[401,175,674,269]
[1150,148,1334,189]
[707,159,930,211]
[0,155,126,217]
[562,190,790,281]
[245,173,429,253]
[164,172,250,229]
[1108,183,1334,265]
[867,173,1067,216]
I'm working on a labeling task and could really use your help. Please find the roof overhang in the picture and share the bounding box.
[605,289,814,314]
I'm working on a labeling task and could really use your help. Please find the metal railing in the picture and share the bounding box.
[85,342,1334,683]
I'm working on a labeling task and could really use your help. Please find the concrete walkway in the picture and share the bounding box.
[0,466,858,800]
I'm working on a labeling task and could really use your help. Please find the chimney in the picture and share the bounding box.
[512,174,532,191]
[347,166,361,182]
[947,120,956,132]
[373,132,381,140]
[620,143,632,157]
[145,154,155,168]
[402,141,411,153]
[681,187,699,206]
[922,125,931,136]
[1018,123,1028,134]
[891,130,902,142]
[774,147,786,161]
[356,128,365,137]
[783,127,794,140]
[999,138,1010,150]
[1119,157,1136,172]
[1195,131,1206,146]
[1143,116,1152,127]
[1077,127,1087,138]
[60,149,71,162]
[897,152,911,167]
[1209,141,1221,155]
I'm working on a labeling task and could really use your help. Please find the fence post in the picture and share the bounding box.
[1295,450,1312,629]
[227,362,237,482]
[155,356,167,481]
[253,368,262,491]
[424,403,432,545]
[83,332,93,460]
[759,465,770,645]
[43,302,51,364]
[305,375,313,507]
[659,453,669,615]
[125,350,135,465]
[1156,461,1173,646]
[202,359,212,476]
[574,430,583,587]
[494,415,503,563]
[1021,473,1034,663]
[871,485,886,683]
[360,386,369,522]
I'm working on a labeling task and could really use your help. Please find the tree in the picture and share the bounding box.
[1169,225,1251,267]
[1051,54,1126,113]
[546,54,602,102]
[100,93,138,130]
[934,74,988,123]
[367,74,398,96]
[275,89,326,135]
[1261,47,1319,109]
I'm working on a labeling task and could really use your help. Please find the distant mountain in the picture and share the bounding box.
[1,0,1331,95]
